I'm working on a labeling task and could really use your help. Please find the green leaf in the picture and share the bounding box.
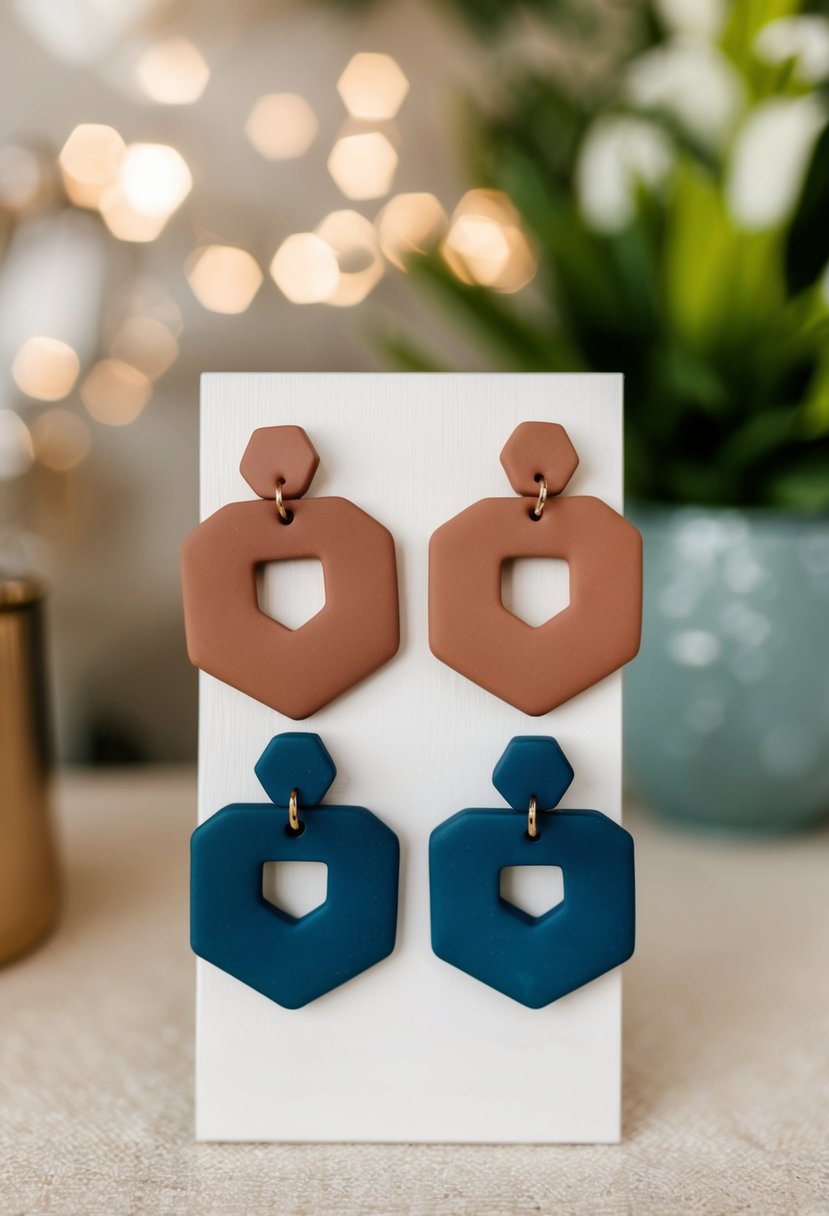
[721,0,803,75]
[664,164,735,350]
[785,120,829,295]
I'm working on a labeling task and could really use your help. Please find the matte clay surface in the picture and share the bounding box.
[499,422,579,497]
[181,496,399,719]
[430,806,635,1008]
[239,425,320,499]
[431,737,635,1009]
[430,495,642,716]
[192,732,400,1013]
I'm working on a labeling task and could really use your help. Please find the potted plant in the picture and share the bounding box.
[384,0,829,830]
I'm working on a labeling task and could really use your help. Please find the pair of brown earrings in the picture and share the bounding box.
[181,423,642,717]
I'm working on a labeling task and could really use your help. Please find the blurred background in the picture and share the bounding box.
[1,0,827,831]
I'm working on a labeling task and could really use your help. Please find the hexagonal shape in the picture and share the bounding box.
[430,805,634,1008]
[492,736,574,812]
[240,425,319,500]
[337,53,409,121]
[327,132,398,201]
[245,93,318,161]
[254,732,336,807]
[500,421,579,497]
[429,494,642,715]
[192,736,400,1008]
[182,494,399,719]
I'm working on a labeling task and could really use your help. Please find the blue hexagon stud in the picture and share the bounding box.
[191,733,399,1009]
[254,732,336,807]
[492,735,574,811]
[430,737,634,1008]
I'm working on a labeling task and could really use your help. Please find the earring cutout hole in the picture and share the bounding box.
[257,558,326,630]
[278,509,294,525]
[500,864,564,919]
[501,557,570,628]
[263,859,327,918]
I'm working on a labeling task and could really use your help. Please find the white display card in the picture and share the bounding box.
[197,373,625,1143]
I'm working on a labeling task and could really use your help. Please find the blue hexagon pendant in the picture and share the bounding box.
[430,737,635,1008]
[191,733,400,1009]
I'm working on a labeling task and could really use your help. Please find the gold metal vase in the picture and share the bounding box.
[0,577,59,964]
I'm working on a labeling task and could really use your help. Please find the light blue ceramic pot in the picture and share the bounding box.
[624,505,829,832]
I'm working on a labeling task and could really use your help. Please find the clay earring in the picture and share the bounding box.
[181,426,400,718]
[429,422,642,715]
[429,736,634,1008]
[191,733,400,1009]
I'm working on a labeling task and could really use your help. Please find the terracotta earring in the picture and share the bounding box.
[429,422,642,715]
[181,426,400,718]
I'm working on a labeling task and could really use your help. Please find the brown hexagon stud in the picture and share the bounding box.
[500,421,579,497]
[240,425,320,499]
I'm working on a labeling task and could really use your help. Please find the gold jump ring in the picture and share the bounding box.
[275,478,291,523]
[288,788,301,832]
[532,477,547,520]
[527,794,538,839]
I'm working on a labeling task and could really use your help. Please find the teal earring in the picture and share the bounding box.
[429,737,635,1008]
[191,733,400,1008]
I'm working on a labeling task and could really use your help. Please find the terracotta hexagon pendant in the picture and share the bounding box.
[429,422,642,715]
[181,426,400,719]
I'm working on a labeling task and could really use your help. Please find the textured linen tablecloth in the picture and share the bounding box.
[0,769,827,1216]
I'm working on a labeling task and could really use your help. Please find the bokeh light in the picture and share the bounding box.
[245,93,318,160]
[186,245,263,314]
[81,359,152,425]
[443,190,537,293]
[327,131,398,201]
[136,37,210,105]
[0,409,33,480]
[314,211,383,306]
[270,233,339,304]
[337,53,409,121]
[98,142,191,241]
[31,408,91,472]
[11,336,80,401]
[118,143,192,218]
[98,190,168,242]
[375,192,448,270]
[59,124,125,209]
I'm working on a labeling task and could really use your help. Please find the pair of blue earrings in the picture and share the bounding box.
[191,732,635,1009]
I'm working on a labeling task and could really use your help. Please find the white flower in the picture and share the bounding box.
[655,0,725,40]
[755,16,829,85]
[727,96,827,231]
[626,39,744,148]
[576,115,673,233]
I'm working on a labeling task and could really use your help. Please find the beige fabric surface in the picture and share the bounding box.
[1,769,827,1216]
